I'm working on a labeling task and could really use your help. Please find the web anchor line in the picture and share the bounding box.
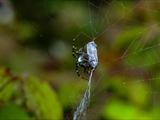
[73,69,94,120]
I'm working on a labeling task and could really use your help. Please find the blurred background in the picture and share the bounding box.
[0,0,160,119]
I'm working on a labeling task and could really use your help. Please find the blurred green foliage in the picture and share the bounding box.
[0,0,160,119]
[0,67,62,119]
[0,104,35,120]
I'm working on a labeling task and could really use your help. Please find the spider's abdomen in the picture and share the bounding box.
[86,41,98,68]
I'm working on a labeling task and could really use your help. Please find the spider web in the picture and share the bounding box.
[2,0,160,119]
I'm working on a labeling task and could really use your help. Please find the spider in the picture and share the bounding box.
[72,36,98,80]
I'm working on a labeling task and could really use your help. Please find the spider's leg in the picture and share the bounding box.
[75,62,88,80]
[89,66,96,75]
[72,37,77,50]
[84,64,89,73]
[84,67,86,73]
[72,37,78,58]
[72,33,81,49]
[72,49,77,58]
[72,40,77,58]
[72,33,82,58]
[79,46,86,52]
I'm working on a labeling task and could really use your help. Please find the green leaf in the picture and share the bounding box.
[127,80,150,107]
[0,104,35,120]
[0,67,15,104]
[25,76,63,119]
[112,26,146,51]
[102,99,150,119]
[0,67,63,119]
